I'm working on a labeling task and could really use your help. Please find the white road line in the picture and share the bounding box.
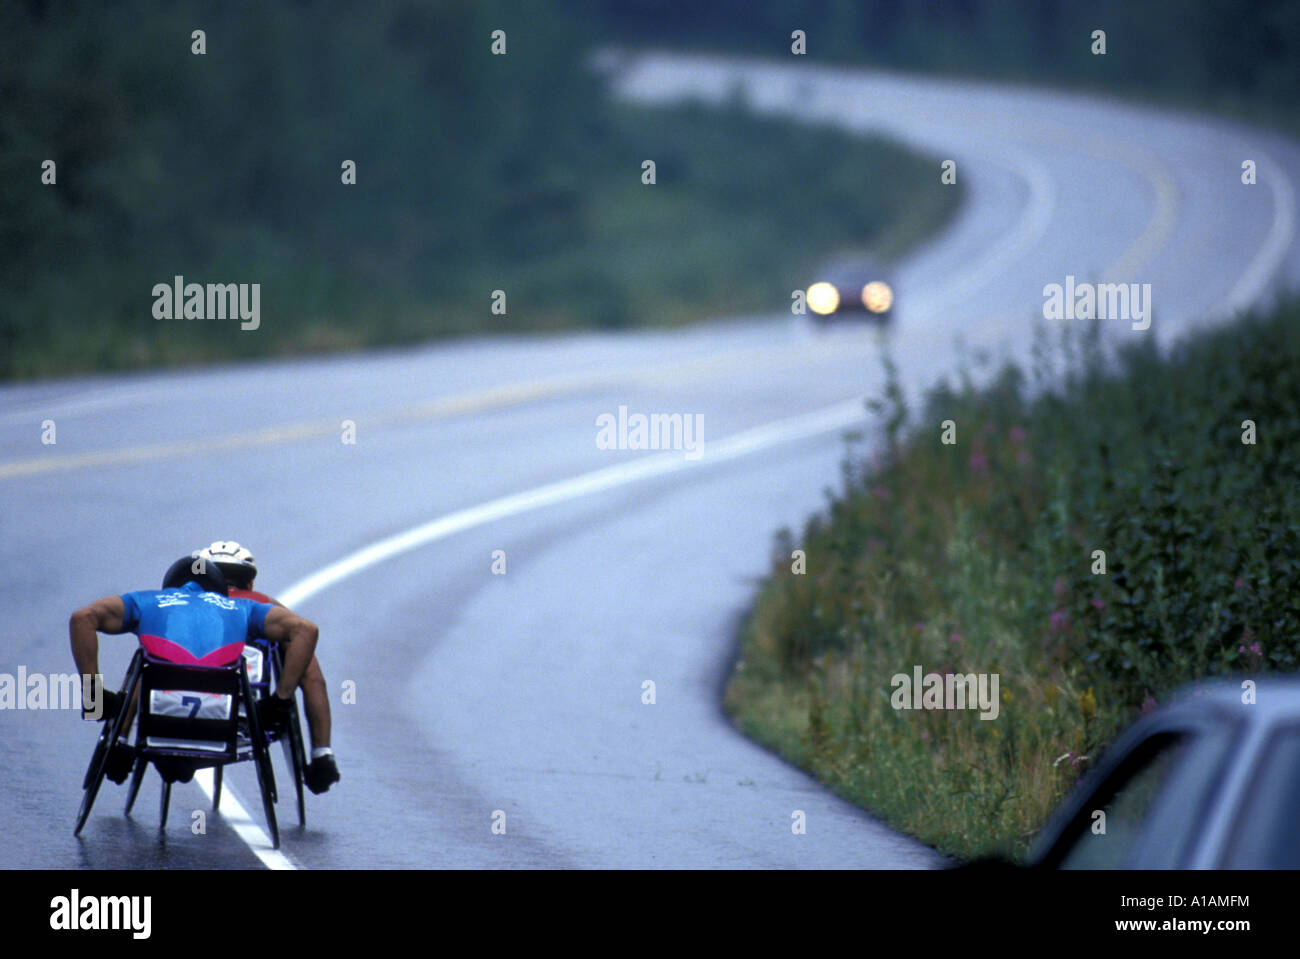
[278,398,868,609]
[1213,149,1297,318]
[193,768,297,870]
[907,140,1057,317]
[211,398,870,866]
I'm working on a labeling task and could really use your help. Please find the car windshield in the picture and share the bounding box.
[817,259,884,285]
[1221,723,1300,868]
[1057,733,1189,869]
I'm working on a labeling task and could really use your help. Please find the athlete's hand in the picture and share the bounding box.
[256,691,293,736]
[305,754,340,794]
[83,688,123,722]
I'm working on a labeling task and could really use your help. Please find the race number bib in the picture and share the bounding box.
[146,690,234,752]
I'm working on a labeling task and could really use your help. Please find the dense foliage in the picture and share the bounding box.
[727,301,1300,859]
[586,0,1300,123]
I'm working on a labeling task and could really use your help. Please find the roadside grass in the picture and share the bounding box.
[725,301,1300,861]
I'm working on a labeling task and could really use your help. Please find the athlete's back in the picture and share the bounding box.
[119,580,272,666]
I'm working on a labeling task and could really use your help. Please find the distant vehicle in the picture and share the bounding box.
[805,255,895,323]
[1025,677,1300,869]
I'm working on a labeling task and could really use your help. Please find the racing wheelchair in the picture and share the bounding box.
[74,640,308,847]
[226,637,308,827]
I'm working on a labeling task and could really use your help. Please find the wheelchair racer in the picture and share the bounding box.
[196,540,340,794]
[70,556,319,785]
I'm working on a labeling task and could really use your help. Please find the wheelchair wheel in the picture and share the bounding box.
[283,704,307,826]
[253,741,280,848]
[241,668,281,849]
[123,755,147,815]
[74,650,143,837]
[213,764,223,811]
[269,645,306,822]
[159,779,172,828]
[74,729,113,837]
[81,724,112,791]
[264,745,279,805]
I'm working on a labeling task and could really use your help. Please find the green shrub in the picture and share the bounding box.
[727,300,1300,860]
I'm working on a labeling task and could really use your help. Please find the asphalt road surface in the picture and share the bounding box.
[2,52,1297,869]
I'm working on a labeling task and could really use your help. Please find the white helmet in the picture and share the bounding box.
[197,540,257,581]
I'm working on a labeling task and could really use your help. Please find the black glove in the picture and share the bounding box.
[305,754,340,794]
[256,691,293,736]
[84,688,124,722]
[105,741,136,784]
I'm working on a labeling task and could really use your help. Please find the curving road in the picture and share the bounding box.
[2,51,1297,869]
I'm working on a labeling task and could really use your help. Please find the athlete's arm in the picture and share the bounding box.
[258,593,332,749]
[299,654,332,750]
[260,606,319,700]
[69,596,128,711]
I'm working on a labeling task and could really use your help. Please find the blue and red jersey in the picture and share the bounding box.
[119,581,273,666]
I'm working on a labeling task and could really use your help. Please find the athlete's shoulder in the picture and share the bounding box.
[117,590,151,620]
[230,588,281,607]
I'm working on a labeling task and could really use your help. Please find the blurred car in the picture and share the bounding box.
[805,255,895,323]
[1025,677,1300,869]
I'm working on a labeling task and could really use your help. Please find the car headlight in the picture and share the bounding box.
[807,282,840,315]
[861,281,893,313]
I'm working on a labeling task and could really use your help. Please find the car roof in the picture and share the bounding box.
[1153,676,1300,728]
[814,256,888,284]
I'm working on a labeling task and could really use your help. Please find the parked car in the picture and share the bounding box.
[1023,677,1300,869]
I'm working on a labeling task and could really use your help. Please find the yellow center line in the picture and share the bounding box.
[966,120,1181,339]
[0,334,872,482]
